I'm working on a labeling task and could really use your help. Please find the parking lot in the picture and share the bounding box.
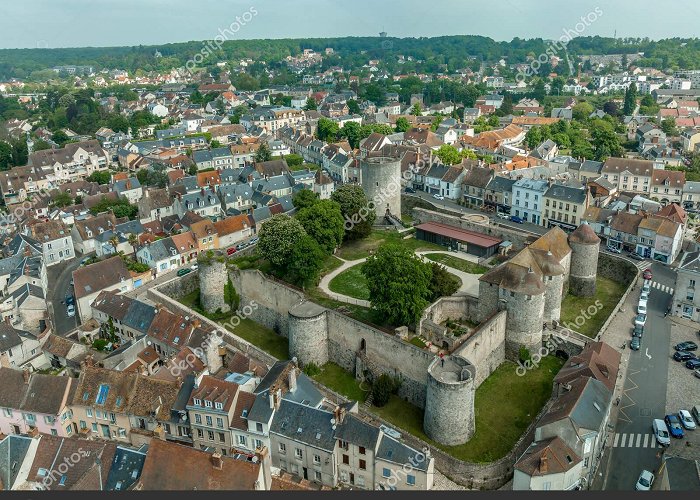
[665,315,700,454]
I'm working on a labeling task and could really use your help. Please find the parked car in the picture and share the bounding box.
[69,278,74,286]
[637,300,647,315]
[249,236,259,245]
[643,268,653,280]
[635,470,654,491]
[405,187,416,193]
[629,253,645,261]
[653,418,671,446]
[630,337,641,351]
[607,246,622,254]
[510,215,524,224]
[696,369,700,379]
[693,406,700,424]
[177,268,192,277]
[65,295,75,306]
[679,410,697,430]
[665,414,685,438]
[432,194,445,200]
[641,281,651,294]
[634,314,647,327]
[66,304,76,317]
[640,290,649,301]
[675,341,698,352]
[190,263,198,271]
[227,246,237,256]
[497,212,510,220]
[236,242,249,251]
[686,359,700,370]
[674,351,697,362]
[632,325,644,338]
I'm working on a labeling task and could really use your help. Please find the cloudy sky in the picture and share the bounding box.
[1,0,699,49]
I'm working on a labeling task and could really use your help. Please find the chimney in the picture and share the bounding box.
[85,355,95,367]
[255,445,272,491]
[269,391,275,410]
[211,452,223,470]
[154,424,167,441]
[338,407,346,425]
[288,367,297,393]
[22,368,30,384]
[539,455,548,474]
[275,388,282,410]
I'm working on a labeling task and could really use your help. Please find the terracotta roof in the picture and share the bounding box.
[213,214,250,236]
[196,170,221,188]
[230,390,257,431]
[512,116,560,126]
[568,222,600,245]
[29,220,70,242]
[553,341,621,392]
[656,203,687,225]
[514,436,581,477]
[137,439,262,490]
[610,212,643,235]
[416,222,502,248]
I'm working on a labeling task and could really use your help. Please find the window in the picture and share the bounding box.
[295,448,303,459]
[215,402,223,410]
[38,468,48,477]
[80,420,87,430]
[205,416,213,426]
[359,459,366,470]
[95,410,103,419]
[406,475,416,486]
[216,417,224,428]
[118,428,126,438]
[195,414,202,424]
[584,457,589,467]
[197,429,204,438]
[207,431,214,441]
[690,279,696,288]
[314,471,322,482]
[382,468,391,478]
[44,415,55,424]
[66,425,72,435]
[218,432,225,443]
[91,423,98,432]
[256,422,263,432]
[313,454,321,465]
[193,398,201,406]
[51,429,58,436]
[2,408,11,417]
[59,475,67,486]
[238,435,246,446]
[279,443,286,454]
[342,454,349,465]
[24,413,35,425]
[205,400,212,408]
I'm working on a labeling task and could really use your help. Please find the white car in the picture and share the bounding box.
[497,212,510,220]
[679,409,697,430]
[641,281,651,294]
[653,418,671,446]
[634,314,647,327]
[191,263,199,271]
[66,304,76,318]
[635,470,654,491]
[432,194,445,200]
[637,300,647,315]
[640,290,649,301]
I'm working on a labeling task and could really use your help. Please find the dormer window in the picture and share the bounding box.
[193,398,201,406]
[205,400,213,408]
[215,402,223,410]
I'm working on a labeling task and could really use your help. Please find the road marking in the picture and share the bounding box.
[636,434,642,447]
[649,281,674,294]
[613,433,620,447]
[646,348,652,360]
[642,434,649,448]
[613,433,662,448]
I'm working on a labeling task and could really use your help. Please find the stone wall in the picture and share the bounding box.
[411,207,540,250]
[453,311,507,388]
[597,252,637,286]
[198,258,230,314]
[156,271,199,299]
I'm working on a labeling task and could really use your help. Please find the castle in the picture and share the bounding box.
[196,222,602,449]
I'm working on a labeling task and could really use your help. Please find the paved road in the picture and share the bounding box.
[600,260,676,490]
[404,191,548,236]
[47,255,86,336]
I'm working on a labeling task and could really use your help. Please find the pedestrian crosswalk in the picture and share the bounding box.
[633,260,649,271]
[649,281,674,295]
[613,433,664,448]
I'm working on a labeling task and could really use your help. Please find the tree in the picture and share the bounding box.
[316,117,340,142]
[32,139,52,151]
[128,233,139,256]
[292,189,319,210]
[108,235,120,255]
[223,275,240,311]
[410,103,422,116]
[661,117,678,136]
[331,184,375,240]
[371,374,400,408]
[532,80,546,102]
[525,126,544,149]
[254,142,272,163]
[395,117,411,132]
[284,154,304,168]
[304,98,317,111]
[89,197,138,219]
[285,234,326,288]
[572,102,594,121]
[623,82,638,116]
[87,170,111,184]
[361,243,433,326]
[603,100,620,117]
[589,119,624,161]
[257,214,307,269]
[347,99,361,114]
[210,140,221,149]
[428,263,460,301]
[434,144,462,165]
[296,199,345,254]
[51,191,73,208]
[499,94,514,115]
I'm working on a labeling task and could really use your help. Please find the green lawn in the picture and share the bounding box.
[313,356,563,463]
[560,276,627,338]
[313,362,370,402]
[328,264,370,300]
[424,253,489,274]
[223,318,289,360]
[336,230,444,261]
[307,286,386,326]
[179,289,200,309]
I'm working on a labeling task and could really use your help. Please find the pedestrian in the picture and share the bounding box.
[439,352,445,367]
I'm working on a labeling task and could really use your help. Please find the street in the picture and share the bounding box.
[47,255,85,336]
[600,260,676,490]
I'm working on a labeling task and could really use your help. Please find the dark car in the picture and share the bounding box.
[675,341,698,352]
[674,351,697,362]
[65,295,75,306]
[629,253,645,261]
[630,337,641,351]
[632,325,644,338]
[405,187,416,193]
[176,268,192,277]
[686,359,700,369]
[643,268,653,280]
[665,415,685,439]
[510,215,524,224]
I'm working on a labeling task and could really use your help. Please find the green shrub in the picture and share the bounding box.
[519,346,531,364]
[303,362,321,377]
[372,374,401,408]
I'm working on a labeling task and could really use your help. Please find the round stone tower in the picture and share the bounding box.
[288,302,329,367]
[536,250,566,323]
[504,268,546,359]
[568,222,601,297]
[424,355,476,446]
[198,252,231,315]
[360,156,402,218]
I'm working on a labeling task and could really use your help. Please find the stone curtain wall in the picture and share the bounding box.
[453,311,507,388]
[156,271,199,299]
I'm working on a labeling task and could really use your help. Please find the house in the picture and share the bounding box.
[213,215,252,249]
[673,250,700,320]
[543,184,589,231]
[680,128,700,153]
[71,212,118,255]
[651,169,685,205]
[636,216,683,263]
[136,237,187,277]
[553,342,621,396]
[72,256,133,322]
[513,436,583,490]
[484,175,516,214]
[0,367,76,437]
[137,188,176,223]
[174,188,223,221]
[190,219,219,252]
[313,169,335,200]
[192,147,235,170]
[113,177,142,204]
[27,139,108,183]
[462,166,494,207]
[134,439,271,490]
[600,158,655,195]
[606,211,644,252]
[531,140,559,161]
[0,283,47,335]
[0,166,49,206]
[27,220,74,266]
[512,178,548,225]
[0,323,41,368]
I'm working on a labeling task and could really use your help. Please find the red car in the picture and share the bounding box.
[227,246,237,256]
[643,268,653,280]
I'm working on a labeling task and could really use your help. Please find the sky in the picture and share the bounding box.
[1,0,700,50]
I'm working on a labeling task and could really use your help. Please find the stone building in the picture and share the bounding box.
[360,156,401,218]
